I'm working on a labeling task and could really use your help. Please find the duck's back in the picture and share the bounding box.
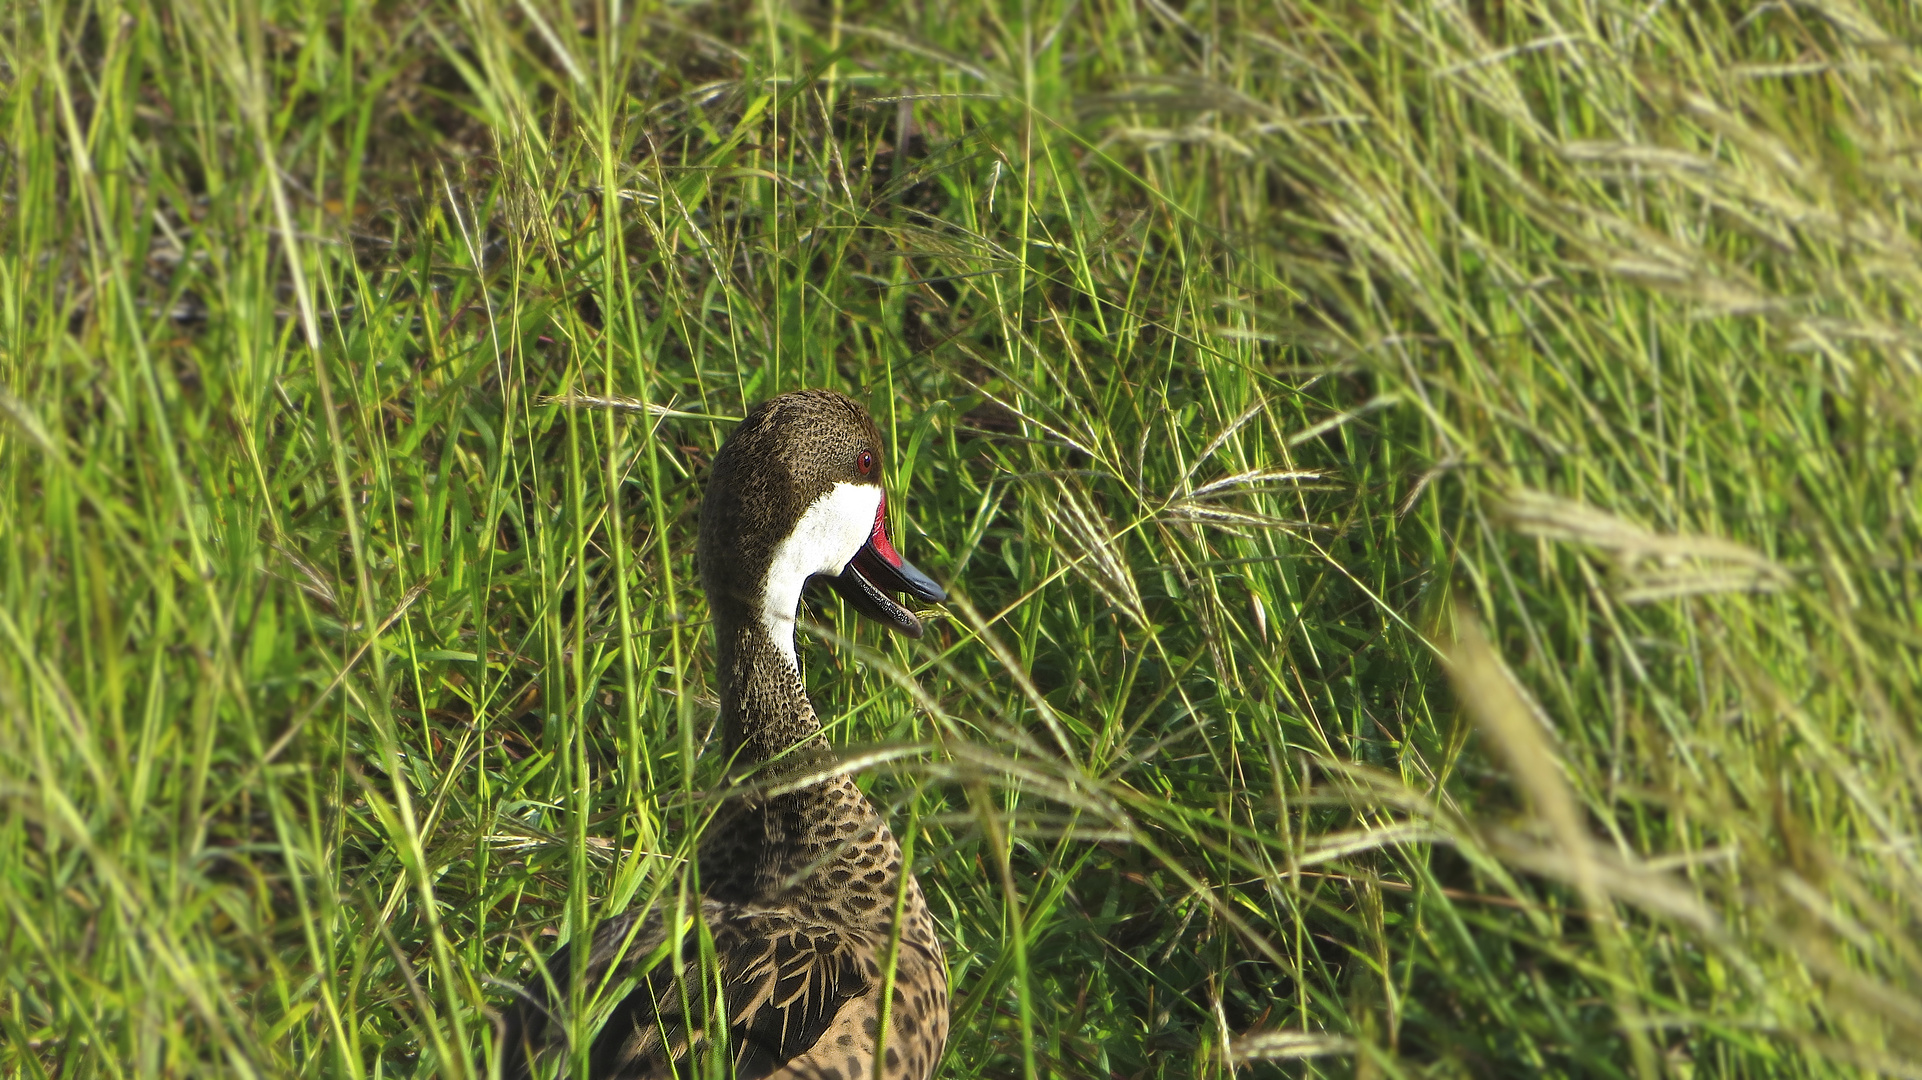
[695,774,949,1079]
[511,775,947,1080]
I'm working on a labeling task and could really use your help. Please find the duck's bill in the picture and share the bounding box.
[828,503,946,638]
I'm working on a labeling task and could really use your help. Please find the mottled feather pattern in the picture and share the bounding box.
[507,760,948,1079]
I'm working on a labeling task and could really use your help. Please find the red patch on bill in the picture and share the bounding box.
[867,499,904,567]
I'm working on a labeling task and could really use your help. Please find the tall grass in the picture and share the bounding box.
[3,0,1920,1076]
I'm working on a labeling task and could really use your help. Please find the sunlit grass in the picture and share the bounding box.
[3,0,1920,1077]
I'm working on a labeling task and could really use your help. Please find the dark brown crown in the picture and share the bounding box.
[698,389,885,617]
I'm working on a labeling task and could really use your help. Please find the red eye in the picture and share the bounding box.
[857,449,874,475]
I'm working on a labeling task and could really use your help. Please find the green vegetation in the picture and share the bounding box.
[4,0,1920,1075]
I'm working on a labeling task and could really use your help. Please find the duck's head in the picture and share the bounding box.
[700,389,946,666]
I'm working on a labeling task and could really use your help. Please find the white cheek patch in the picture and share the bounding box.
[759,482,883,670]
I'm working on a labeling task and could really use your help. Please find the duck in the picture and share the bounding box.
[504,388,952,1080]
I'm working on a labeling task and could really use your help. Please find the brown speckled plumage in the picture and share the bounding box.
[505,390,949,1080]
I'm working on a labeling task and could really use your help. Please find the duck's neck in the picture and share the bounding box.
[713,607,824,766]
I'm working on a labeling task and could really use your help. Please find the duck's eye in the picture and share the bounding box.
[856,449,875,476]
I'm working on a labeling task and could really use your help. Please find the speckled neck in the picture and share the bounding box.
[714,608,826,767]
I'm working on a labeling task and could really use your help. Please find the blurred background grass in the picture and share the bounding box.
[3,0,1921,1075]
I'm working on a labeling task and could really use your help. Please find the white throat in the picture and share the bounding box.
[759,482,883,671]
